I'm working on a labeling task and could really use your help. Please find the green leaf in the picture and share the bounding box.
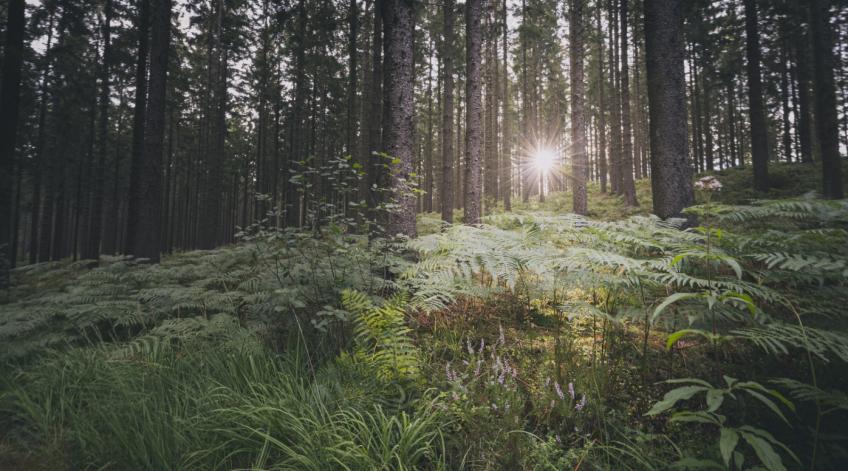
[740,431,786,471]
[720,428,740,467]
[653,292,700,321]
[666,329,711,350]
[741,388,791,425]
[706,389,725,412]
[721,291,756,316]
[738,425,800,464]
[646,386,708,416]
[723,256,743,280]
[669,410,722,425]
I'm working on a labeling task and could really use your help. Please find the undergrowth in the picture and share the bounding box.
[1,164,847,469]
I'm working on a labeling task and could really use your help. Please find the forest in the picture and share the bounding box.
[1,0,847,468]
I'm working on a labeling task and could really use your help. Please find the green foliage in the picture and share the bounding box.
[343,289,420,383]
[3,170,847,469]
[1,229,408,361]
[646,376,798,471]
[0,342,447,470]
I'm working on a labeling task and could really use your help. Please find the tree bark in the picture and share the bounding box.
[441,0,455,223]
[608,0,622,194]
[744,0,769,191]
[810,0,844,198]
[126,0,171,262]
[464,0,483,225]
[619,0,638,206]
[125,0,150,253]
[644,0,693,219]
[570,0,588,215]
[83,0,113,261]
[347,0,359,158]
[794,27,814,163]
[501,0,511,211]
[0,0,25,285]
[384,0,416,237]
[596,5,608,193]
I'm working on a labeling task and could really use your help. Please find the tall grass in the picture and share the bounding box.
[0,340,448,470]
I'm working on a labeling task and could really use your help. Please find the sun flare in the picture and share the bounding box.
[532,148,557,173]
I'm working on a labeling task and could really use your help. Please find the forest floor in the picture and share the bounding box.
[1,161,847,470]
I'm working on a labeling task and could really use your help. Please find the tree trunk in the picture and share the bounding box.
[570,0,588,215]
[596,5,608,193]
[83,0,113,261]
[744,0,769,191]
[441,0,455,223]
[126,0,171,262]
[619,0,638,206]
[126,0,150,253]
[464,0,483,225]
[644,0,693,219]
[794,27,814,163]
[501,0,511,211]
[779,33,793,162]
[200,0,226,249]
[424,36,435,213]
[347,0,359,158]
[286,0,307,227]
[29,6,55,264]
[810,0,844,198]
[0,0,25,286]
[608,0,622,194]
[384,0,416,237]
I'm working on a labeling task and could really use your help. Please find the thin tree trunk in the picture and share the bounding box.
[441,0,455,222]
[619,0,637,206]
[501,0,511,211]
[779,33,793,162]
[424,37,435,213]
[347,0,359,157]
[596,5,608,193]
[28,10,56,264]
[795,27,814,163]
[84,0,113,261]
[126,0,150,253]
[608,0,622,194]
[744,0,770,191]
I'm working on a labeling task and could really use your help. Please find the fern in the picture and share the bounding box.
[343,290,419,382]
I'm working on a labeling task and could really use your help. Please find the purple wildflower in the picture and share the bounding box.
[554,382,565,400]
[575,394,587,411]
[568,382,575,400]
